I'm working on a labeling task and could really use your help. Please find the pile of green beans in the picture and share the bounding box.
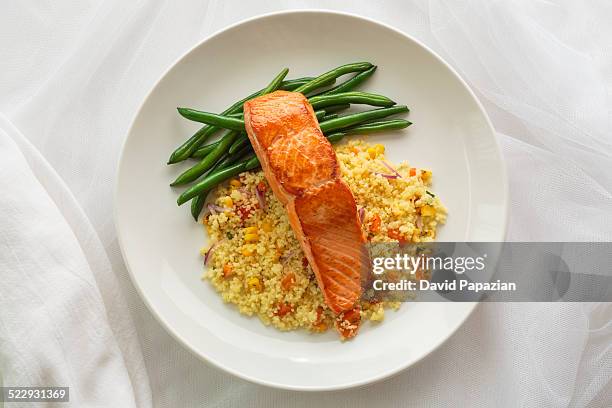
[168,62,412,220]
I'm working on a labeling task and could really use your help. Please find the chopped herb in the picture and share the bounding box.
[226,232,234,239]
[426,190,435,198]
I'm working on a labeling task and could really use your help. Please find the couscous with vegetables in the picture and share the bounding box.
[201,140,446,334]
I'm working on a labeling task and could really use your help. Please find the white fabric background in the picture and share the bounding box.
[1,1,611,407]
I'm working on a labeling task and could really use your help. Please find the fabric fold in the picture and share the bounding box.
[0,115,151,407]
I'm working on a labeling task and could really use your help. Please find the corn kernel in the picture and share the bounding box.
[262,221,273,232]
[223,263,233,278]
[367,147,377,159]
[247,276,262,292]
[420,205,436,217]
[222,197,233,208]
[420,170,432,183]
[244,233,259,242]
[281,272,296,291]
[241,245,254,256]
[312,322,327,332]
[244,226,258,234]
[412,228,422,242]
[229,179,241,188]
[375,144,385,155]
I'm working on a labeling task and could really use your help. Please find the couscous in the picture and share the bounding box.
[201,140,446,333]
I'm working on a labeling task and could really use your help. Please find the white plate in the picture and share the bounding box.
[115,10,507,391]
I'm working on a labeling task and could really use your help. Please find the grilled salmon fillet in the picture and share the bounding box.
[244,90,367,339]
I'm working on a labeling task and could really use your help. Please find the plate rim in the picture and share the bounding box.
[114,9,508,391]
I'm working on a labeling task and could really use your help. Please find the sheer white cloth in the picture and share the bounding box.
[0,1,610,407]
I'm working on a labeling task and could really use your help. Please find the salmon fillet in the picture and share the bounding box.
[244,90,368,339]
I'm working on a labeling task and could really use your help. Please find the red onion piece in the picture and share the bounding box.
[239,186,251,199]
[381,160,403,179]
[255,187,267,211]
[280,249,296,264]
[358,207,365,223]
[374,172,400,179]
[204,242,218,266]
[416,215,423,230]
[208,203,230,214]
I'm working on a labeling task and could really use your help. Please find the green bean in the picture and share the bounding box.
[323,104,350,114]
[309,92,395,110]
[191,140,220,159]
[284,77,336,92]
[171,130,239,186]
[282,77,314,89]
[190,193,206,221]
[225,139,253,168]
[317,120,411,146]
[228,133,249,155]
[315,110,325,121]
[206,141,253,172]
[321,113,338,122]
[217,91,258,117]
[325,120,411,144]
[293,62,373,95]
[210,152,230,173]
[178,160,249,205]
[319,106,409,133]
[325,132,346,143]
[226,143,253,165]
[321,65,377,95]
[169,91,256,164]
[244,154,260,171]
[168,124,219,164]
[177,108,245,130]
[260,68,289,95]
[343,119,412,135]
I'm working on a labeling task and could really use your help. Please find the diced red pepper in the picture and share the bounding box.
[370,214,381,233]
[336,307,361,339]
[281,272,296,291]
[275,302,293,317]
[236,206,253,221]
[387,228,407,243]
